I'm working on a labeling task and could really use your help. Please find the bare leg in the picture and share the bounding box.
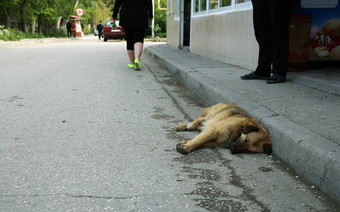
[127,50,135,64]
[134,42,143,60]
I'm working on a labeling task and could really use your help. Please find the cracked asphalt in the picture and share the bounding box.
[0,37,339,211]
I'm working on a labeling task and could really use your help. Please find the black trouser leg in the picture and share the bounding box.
[252,0,272,77]
[251,0,293,77]
[271,0,293,76]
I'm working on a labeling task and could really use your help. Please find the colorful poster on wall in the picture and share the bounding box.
[294,0,340,60]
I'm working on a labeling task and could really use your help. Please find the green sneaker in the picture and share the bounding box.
[134,59,141,71]
[127,64,135,69]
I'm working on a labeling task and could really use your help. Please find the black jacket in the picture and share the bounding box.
[66,22,72,30]
[112,0,153,28]
[97,23,103,32]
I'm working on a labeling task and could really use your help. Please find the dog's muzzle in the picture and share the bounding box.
[231,134,247,154]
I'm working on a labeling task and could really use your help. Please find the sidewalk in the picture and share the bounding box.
[0,37,75,48]
[145,44,340,202]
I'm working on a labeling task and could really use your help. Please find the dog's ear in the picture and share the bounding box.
[243,118,259,134]
[263,143,272,154]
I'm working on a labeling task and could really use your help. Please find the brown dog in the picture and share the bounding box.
[176,103,272,154]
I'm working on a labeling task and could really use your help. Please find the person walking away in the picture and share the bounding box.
[241,0,294,84]
[112,0,153,71]
[97,21,103,40]
[66,21,72,38]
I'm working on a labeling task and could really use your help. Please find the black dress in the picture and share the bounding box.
[112,0,153,29]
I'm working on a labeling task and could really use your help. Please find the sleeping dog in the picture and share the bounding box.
[176,103,272,154]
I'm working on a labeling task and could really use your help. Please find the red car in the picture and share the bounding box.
[103,20,125,42]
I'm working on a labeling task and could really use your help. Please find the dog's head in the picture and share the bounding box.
[231,118,272,154]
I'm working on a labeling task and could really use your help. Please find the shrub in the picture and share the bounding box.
[0,25,70,41]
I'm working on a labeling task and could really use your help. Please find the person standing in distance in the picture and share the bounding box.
[97,21,103,40]
[112,0,153,71]
[241,0,294,84]
[66,21,72,38]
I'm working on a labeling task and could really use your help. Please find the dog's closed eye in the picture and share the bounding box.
[243,134,249,143]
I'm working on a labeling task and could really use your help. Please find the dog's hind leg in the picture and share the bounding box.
[176,129,218,154]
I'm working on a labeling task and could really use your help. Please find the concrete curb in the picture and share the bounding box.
[145,46,340,202]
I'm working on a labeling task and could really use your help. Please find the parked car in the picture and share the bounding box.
[103,20,125,42]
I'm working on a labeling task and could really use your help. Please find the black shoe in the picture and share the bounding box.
[241,72,269,80]
[266,74,286,84]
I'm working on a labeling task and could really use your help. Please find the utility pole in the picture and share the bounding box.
[152,0,155,37]
[74,0,79,8]
[179,0,184,49]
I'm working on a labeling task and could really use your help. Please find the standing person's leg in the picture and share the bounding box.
[241,0,271,80]
[270,0,293,78]
[252,0,272,77]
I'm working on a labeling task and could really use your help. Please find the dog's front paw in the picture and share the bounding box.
[176,124,188,131]
[186,123,195,131]
[176,143,189,154]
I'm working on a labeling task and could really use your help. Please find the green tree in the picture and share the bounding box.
[0,0,167,38]
[154,0,167,37]
[18,0,35,32]
[0,0,20,28]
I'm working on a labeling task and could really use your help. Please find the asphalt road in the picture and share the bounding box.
[0,36,339,211]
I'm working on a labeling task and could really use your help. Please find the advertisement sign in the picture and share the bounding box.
[294,0,340,60]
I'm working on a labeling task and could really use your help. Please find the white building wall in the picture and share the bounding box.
[190,9,258,70]
[166,15,180,48]
[166,1,259,71]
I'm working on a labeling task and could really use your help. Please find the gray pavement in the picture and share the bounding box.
[1,37,339,210]
[145,44,340,203]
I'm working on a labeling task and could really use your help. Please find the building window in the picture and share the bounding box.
[193,0,252,14]
[201,0,207,11]
[175,0,180,18]
[210,0,219,9]
[221,0,231,7]
[168,0,173,14]
[235,0,250,3]
[194,0,207,12]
